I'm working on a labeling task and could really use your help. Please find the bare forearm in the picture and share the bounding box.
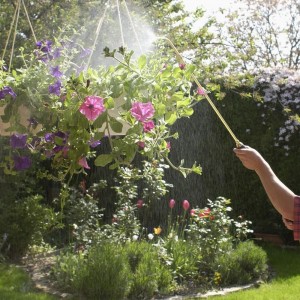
[255,161,295,221]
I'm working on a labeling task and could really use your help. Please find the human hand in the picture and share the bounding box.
[282,217,293,230]
[233,146,266,172]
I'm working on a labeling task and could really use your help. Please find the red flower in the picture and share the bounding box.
[169,199,175,209]
[199,208,211,218]
[137,199,143,209]
[182,200,190,211]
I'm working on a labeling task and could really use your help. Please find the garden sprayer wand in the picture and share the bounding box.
[159,37,244,149]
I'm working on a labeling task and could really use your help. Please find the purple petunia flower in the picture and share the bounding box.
[13,155,31,171]
[0,86,17,100]
[10,133,27,149]
[89,138,101,148]
[49,80,62,96]
[36,40,52,53]
[44,133,54,143]
[50,66,63,78]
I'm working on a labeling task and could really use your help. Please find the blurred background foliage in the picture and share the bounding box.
[0,0,299,258]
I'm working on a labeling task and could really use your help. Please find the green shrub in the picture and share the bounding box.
[52,250,86,292]
[215,240,268,286]
[80,242,131,300]
[125,241,173,299]
[0,194,57,259]
[161,237,201,283]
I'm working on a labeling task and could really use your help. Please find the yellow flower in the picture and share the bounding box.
[154,226,162,235]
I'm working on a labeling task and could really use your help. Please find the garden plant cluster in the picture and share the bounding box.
[0,37,270,298]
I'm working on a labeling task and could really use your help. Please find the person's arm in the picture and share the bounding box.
[233,146,295,221]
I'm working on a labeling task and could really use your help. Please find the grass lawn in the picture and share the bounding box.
[204,243,300,300]
[0,263,57,300]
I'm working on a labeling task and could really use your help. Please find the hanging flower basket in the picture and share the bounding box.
[0,40,204,180]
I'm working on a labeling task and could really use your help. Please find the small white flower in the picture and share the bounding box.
[132,235,139,241]
[148,233,154,240]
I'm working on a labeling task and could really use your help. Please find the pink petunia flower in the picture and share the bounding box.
[169,199,175,209]
[197,87,206,96]
[166,142,171,151]
[137,141,145,149]
[78,156,90,169]
[79,95,105,121]
[182,200,190,211]
[143,120,155,132]
[130,101,155,122]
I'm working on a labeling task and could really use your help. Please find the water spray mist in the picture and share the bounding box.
[157,36,244,149]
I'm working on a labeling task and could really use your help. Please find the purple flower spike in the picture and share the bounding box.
[0,86,17,100]
[10,133,27,149]
[52,48,61,59]
[13,155,31,171]
[50,66,63,78]
[49,80,62,96]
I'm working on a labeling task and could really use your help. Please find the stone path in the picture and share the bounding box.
[21,250,72,299]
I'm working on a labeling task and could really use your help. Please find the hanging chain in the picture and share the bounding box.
[1,0,20,62]
[9,0,21,72]
[87,0,110,68]
[2,0,38,69]
[22,0,37,43]
[116,0,125,47]
[123,0,143,54]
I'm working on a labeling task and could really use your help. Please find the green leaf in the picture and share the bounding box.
[109,117,123,133]
[1,103,13,123]
[105,97,115,109]
[171,91,184,102]
[95,154,113,167]
[93,111,107,128]
[177,98,190,108]
[182,107,194,117]
[138,55,147,69]
[156,103,166,116]
[165,112,177,125]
